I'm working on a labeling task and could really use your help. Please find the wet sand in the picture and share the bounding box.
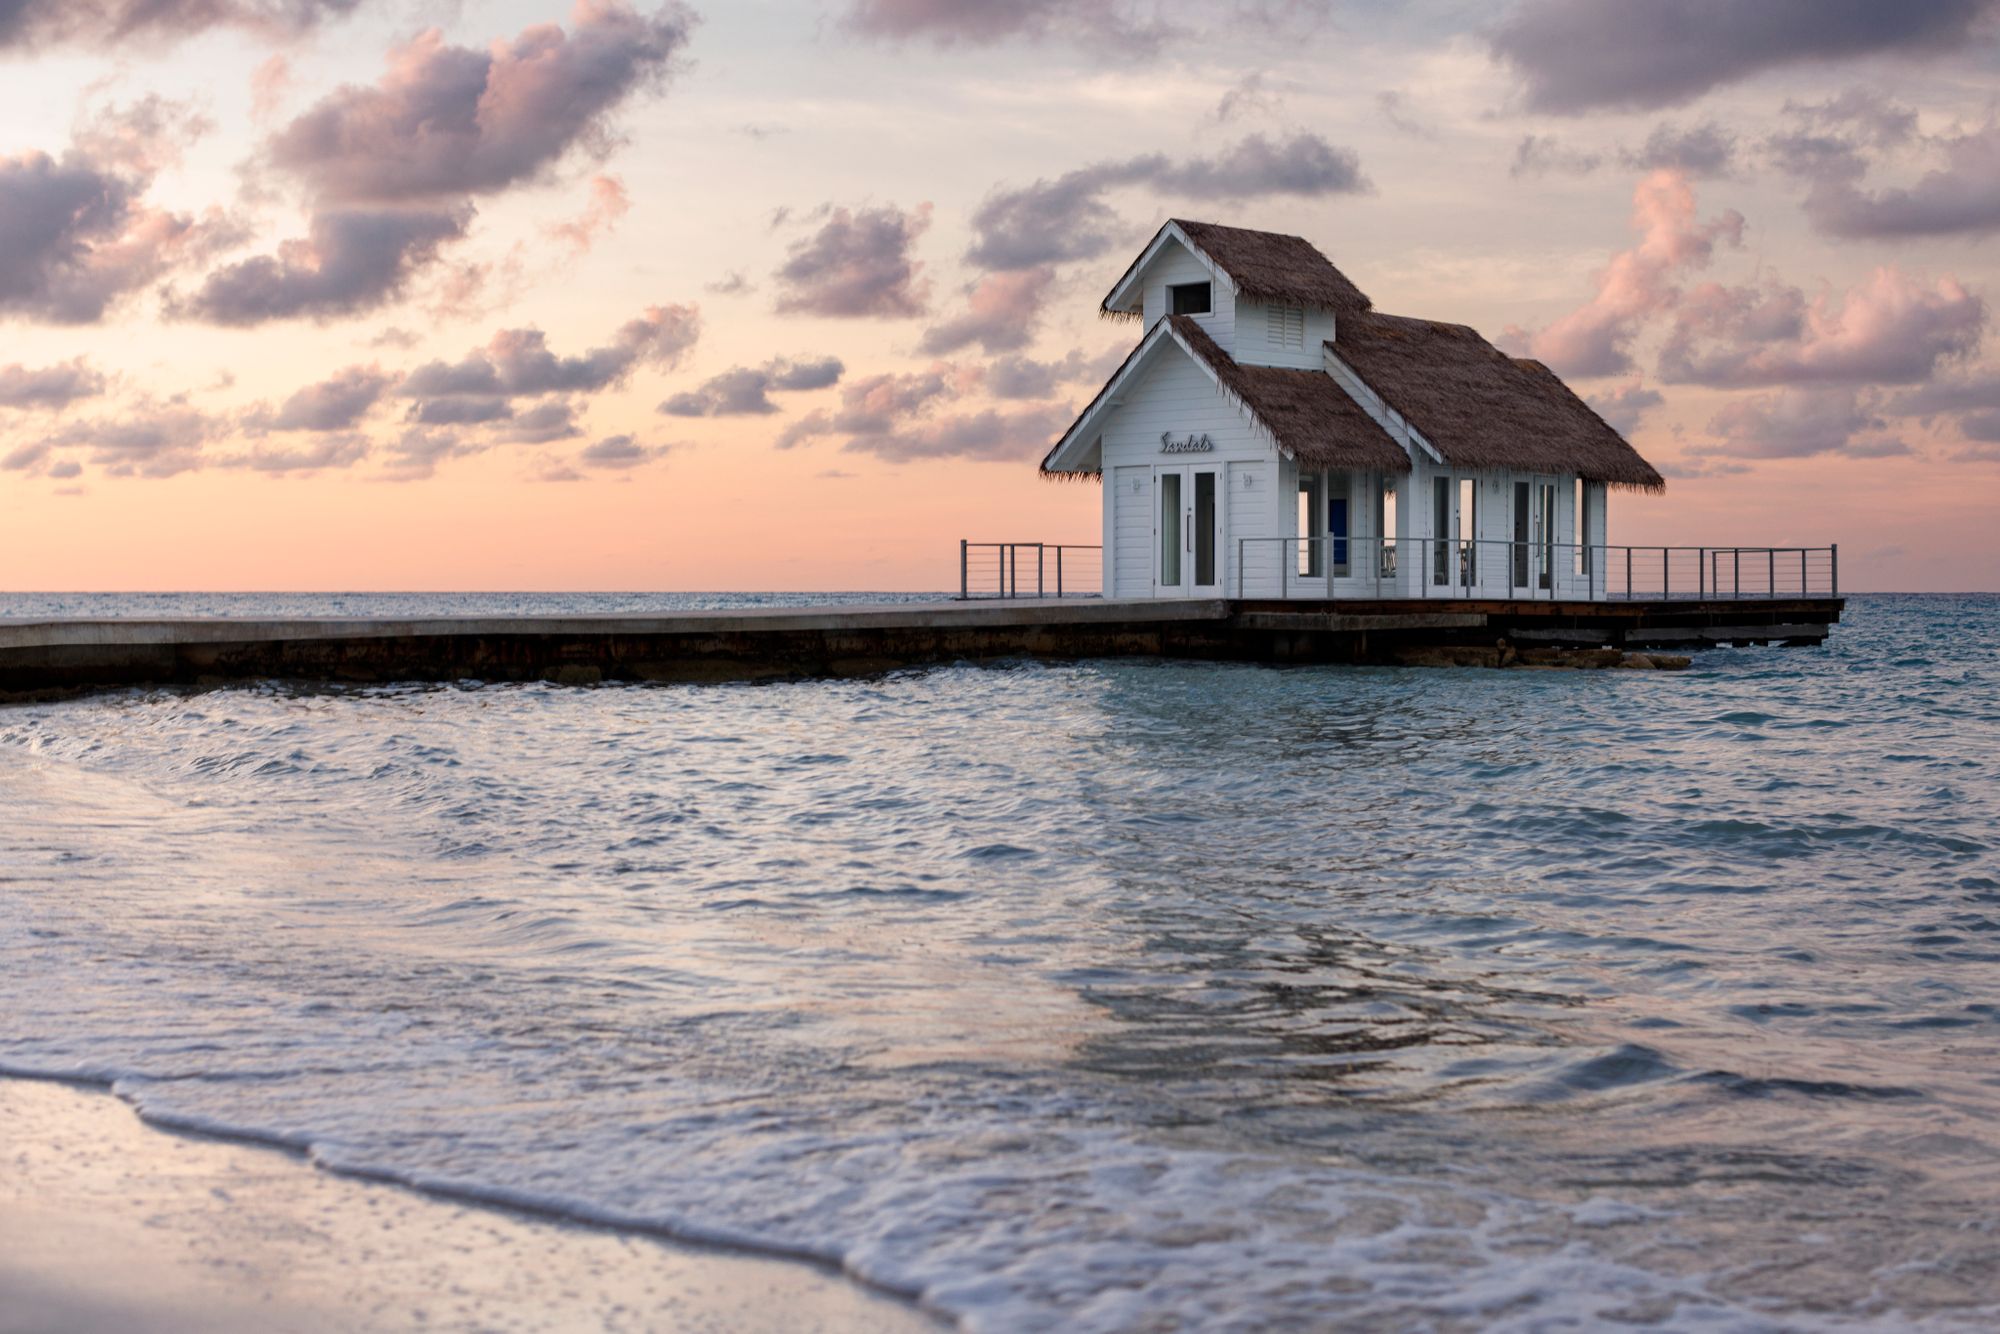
[0,1077,943,1333]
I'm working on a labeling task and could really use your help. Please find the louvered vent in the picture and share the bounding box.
[1268,303,1305,349]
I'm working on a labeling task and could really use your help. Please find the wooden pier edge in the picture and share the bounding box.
[0,597,1845,700]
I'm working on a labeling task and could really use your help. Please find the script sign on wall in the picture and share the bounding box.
[1159,432,1215,454]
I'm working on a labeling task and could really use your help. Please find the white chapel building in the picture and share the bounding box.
[1041,220,1666,600]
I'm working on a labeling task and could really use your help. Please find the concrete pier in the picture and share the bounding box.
[0,596,1845,700]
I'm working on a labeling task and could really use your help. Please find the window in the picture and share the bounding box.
[1377,482,1398,577]
[1432,477,1451,585]
[1169,281,1211,316]
[1575,478,1591,575]
[1298,473,1325,577]
[1267,302,1305,348]
[1328,476,1350,576]
[1458,477,1476,587]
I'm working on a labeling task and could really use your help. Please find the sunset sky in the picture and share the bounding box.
[3,0,1998,592]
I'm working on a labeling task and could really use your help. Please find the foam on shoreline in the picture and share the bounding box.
[0,1074,945,1333]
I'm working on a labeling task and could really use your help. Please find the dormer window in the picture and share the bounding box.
[1169,281,1211,315]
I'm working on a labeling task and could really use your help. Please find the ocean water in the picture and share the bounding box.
[2,593,1996,1331]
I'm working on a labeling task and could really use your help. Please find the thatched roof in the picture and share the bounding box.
[1328,315,1666,491]
[1170,316,1409,473]
[1100,219,1374,319]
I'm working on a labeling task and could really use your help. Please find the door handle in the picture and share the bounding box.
[1184,513,1191,553]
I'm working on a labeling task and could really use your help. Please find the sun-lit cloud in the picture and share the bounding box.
[1507,170,1745,378]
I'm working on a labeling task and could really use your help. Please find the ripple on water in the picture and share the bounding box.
[0,594,1998,1330]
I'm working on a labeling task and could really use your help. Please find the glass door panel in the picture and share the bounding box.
[1157,470,1182,591]
[1193,470,1217,590]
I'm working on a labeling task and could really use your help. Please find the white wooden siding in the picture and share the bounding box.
[1112,465,1152,598]
[1229,461,1282,596]
[1236,299,1336,369]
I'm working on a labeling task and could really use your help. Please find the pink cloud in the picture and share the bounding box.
[1661,267,1985,387]
[1508,169,1744,377]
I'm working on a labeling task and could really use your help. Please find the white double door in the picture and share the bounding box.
[1154,464,1222,597]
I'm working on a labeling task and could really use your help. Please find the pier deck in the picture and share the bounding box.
[0,596,1845,700]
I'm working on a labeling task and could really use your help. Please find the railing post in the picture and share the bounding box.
[1768,548,1775,599]
[1698,547,1705,600]
[1733,548,1741,599]
[1798,548,1805,598]
[1056,546,1064,598]
[1037,544,1046,599]
[1663,547,1669,600]
[1625,546,1632,601]
[1831,543,1839,597]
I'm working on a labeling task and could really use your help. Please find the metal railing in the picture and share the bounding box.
[1236,537,1838,602]
[959,542,1103,599]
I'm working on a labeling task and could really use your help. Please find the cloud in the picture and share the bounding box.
[0,103,230,323]
[1799,124,2000,240]
[775,361,1073,461]
[266,365,392,430]
[1509,135,1602,179]
[1376,90,1436,139]
[1659,267,1985,388]
[844,402,1075,463]
[547,174,631,254]
[178,4,693,326]
[402,304,698,399]
[842,0,1168,51]
[378,425,469,481]
[223,434,370,473]
[1584,383,1665,435]
[173,206,471,325]
[659,355,844,417]
[267,4,693,207]
[1880,369,2000,448]
[494,401,584,444]
[705,269,752,295]
[1215,73,1279,125]
[965,133,1368,271]
[1884,371,2000,418]
[1490,0,1997,114]
[0,0,361,51]
[983,344,1126,399]
[1621,122,1737,177]
[1507,170,1744,378]
[413,395,513,424]
[1698,387,1906,460]
[920,267,1055,354]
[43,402,216,477]
[578,433,665,467]
[772,203,933,318]
[1151,132,1367,197]
[0,359,106,411]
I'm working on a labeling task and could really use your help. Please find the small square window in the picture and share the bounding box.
[1169,282,1211,316]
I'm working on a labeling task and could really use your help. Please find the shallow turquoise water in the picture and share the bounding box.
[2,594,1996,1330]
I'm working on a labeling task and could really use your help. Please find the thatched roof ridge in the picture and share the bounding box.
[1328,314,1666,491]
[1169,315,1410,474]
[1173,220,1374,314]
[1098,219,1374,319]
